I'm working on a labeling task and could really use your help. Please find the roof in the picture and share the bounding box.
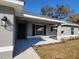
[23,12,79,26]
[21,11,64,24]
[21,12,79,26]
[61,22,79,27]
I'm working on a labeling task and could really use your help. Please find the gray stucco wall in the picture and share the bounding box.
[27,22,32,36]
[46,25,57,36]
[27,22,57,37]
[0,5,14,59]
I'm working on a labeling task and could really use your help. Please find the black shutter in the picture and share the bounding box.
[32,24,35,36]
[44,25,46,35]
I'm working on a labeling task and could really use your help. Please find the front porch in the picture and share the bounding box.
[15,17,59,40]
[13,17,61,57]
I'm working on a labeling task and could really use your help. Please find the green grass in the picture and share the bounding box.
[33,39,79,59]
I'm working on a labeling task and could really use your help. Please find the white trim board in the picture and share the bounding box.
[0,46,13,53]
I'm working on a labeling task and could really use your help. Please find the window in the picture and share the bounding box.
[51,26,57,31]
[61,31,64,34]
[33,24,46,35]
[71,27,74,35]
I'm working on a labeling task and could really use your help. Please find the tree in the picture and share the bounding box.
[41,6,54,17]
[41,5,70,19]
[40,5,79,24]
[55,5,70,19]
[68,14,79,24]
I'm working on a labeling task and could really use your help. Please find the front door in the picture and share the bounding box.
[17,23,26,39]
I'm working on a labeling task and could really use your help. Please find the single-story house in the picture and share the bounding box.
[0,0,79,59]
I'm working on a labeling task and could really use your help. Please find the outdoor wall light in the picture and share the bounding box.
[1,16,8,27]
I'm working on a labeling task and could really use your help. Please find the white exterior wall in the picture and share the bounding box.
[57,25,71,36]
[61,27,71,35]
[57,25,61,37]
[57,25,79,40]
[0,5,14,59]
[74,28,79,35]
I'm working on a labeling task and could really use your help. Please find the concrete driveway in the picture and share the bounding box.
[13,37,43,59]
[13,36,60,59]
[13,47,41,59]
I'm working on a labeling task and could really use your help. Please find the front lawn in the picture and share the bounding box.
[33,39,79,59]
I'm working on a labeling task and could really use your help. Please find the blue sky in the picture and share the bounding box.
[24,0,79,14]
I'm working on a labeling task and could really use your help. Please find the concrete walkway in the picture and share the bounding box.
[34,36,61,45]
[13,47,41,59]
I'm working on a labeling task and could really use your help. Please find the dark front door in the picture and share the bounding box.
[17,23,26,39]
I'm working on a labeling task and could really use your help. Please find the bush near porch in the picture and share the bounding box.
[33,39,79,59]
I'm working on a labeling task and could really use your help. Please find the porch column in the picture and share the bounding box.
[57,24,62,40]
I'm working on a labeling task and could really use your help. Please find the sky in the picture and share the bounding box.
[24,0,79,14]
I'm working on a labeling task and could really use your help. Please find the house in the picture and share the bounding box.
[58,22,79,40]
[0,0,79,59]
